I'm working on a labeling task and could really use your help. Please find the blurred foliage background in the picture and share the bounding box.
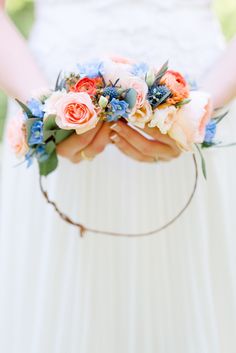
[0,0,236,140]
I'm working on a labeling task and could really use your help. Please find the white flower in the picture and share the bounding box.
[43,91,65,118]
[148,105,177,134]
[128,101,153,129]
[31,87,52,102]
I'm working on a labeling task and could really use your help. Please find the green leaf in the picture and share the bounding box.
[175,98,191,107]
[39,150,58,176]
[45,140,56,155]
[25,117,41,142]
[43,115,58,131]
[55,129,74,144]
[15,98,33,117]
[195,144,207,179]
[124,88,137,110]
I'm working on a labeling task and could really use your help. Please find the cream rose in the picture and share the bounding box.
[168,91,213,151]
[148,105,177,134]
[55,92,99,134]
[128,101,153,129]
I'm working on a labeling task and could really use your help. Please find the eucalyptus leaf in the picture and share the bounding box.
[15,98,33,117]
[124,88,137,110]
[39,150,58,176]
[154,60,169,84]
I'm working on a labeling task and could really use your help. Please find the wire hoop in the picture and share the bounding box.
[39,154,198,237]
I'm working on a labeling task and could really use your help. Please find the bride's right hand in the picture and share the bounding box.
[56,121,112,163]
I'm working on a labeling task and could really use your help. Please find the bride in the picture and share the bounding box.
[0,0,236,352]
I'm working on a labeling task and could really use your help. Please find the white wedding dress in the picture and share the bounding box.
[1,0,236,352]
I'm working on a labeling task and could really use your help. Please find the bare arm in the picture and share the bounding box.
[0,7,48,102]
[201,36,236,109]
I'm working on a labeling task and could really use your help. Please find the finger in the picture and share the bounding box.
[110,133,157,163]
[72,122,112,163]
[110,120,175,159]
[142,124,181,150]
[56,120,103,158]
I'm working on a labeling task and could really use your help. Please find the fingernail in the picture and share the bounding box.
[110,123,121,132]
[110,133,120,143]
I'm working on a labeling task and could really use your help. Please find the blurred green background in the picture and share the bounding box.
[0,0,236,140]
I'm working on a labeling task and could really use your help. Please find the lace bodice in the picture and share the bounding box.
[30,0,224,83]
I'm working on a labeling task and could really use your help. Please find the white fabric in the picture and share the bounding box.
[1,0,236,352]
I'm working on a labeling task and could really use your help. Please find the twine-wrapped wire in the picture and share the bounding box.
[39,154,198,237]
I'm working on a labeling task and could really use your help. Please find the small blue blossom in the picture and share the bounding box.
[25,149,34,168]
[107,98,129,122]
[27,99,44,118]
[131,62,149,77]
[77,60,104,78]
[28,120,44,146]
[204,120,217,144]
[35,145,49,162]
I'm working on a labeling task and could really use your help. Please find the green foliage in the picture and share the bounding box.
[39,150,58,176]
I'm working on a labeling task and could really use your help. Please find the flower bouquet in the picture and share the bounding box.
[7,57,228,236]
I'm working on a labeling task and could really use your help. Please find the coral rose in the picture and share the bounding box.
[55,92,99,134]
[160,70,189,104]
[168,91,213,151]
[70,77,102,96]
[7,113,29,157]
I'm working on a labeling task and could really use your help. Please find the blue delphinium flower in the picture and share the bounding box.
[28,120,44,145]
[77,60,104,78]
[131,62,149,77]
[27,98,44,118]
[35,145,49,162]
[25,149,34,168]
[204,120,217,144]
[107,98,129,122]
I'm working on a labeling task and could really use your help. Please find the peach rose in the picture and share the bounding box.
[128,101,153,128]
[7,113,29,157]
[168,91,213,151]
[148,105,178,134]
[160,70,189,104]
[55,92,99,134]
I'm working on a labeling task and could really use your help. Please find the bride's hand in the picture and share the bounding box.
[109,120,181,162]
[56,121,112,163]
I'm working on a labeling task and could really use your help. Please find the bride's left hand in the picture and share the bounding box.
[109,120,181,162]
